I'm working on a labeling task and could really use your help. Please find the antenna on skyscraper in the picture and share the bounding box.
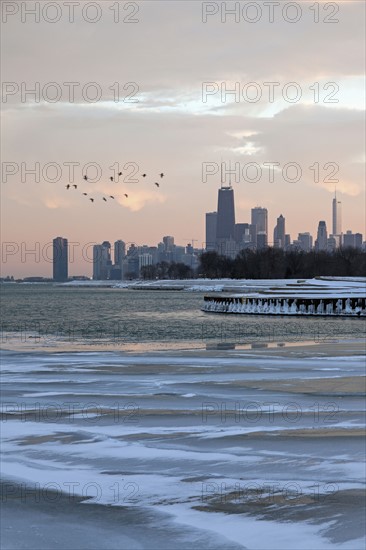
[220,157,223,188]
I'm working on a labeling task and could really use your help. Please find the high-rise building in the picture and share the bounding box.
[53,237,68,282]
[343,231,363,249]
[273,215,285,248]
[297,232,313,252]
[163,236,174,252]
[205,212,217,251]
[251,207,268,246]
[139,253,153,271]
[332,191,342,236]
[114,240,126,266]
[216,186,236,244]
[93,241,111,280]
[315,221,328,251]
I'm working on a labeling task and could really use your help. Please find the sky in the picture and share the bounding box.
[1,0,365,277]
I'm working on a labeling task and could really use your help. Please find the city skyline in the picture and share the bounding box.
[2,186,364,279]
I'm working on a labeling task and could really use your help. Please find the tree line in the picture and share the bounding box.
[140,248,365,279]
[198,248,366,279]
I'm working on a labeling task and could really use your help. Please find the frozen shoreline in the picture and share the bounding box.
[1,342,365,549]
[58,276,366,294]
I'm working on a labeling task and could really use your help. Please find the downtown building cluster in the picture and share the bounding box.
[205,186,364,258]
[52,188,363,282]
[52,236,201,282]
[91,238,200,280]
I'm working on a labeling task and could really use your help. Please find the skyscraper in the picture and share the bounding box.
[205,212,217,251]
[315,221,328,251]
[114,240,126,267]
[93,241,111,280]
[343,231,363,249]
[297,232,313,252]
[332,191,342,236]
[273,214,285,248]
[163,236,174,252]
[216,186,236,243]
[53,237,68,282]
[251,207,268,247]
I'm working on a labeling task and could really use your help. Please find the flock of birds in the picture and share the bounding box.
[65,172,165,203]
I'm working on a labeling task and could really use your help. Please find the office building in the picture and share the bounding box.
[53,237,68,282]
[273,215,286,248]
[114,240,126,266]
[251,207,268,246]
[297,233,313,252]
[93,241,111,280]
[343,231,363,249]
[315,221,328,251]
[216,186,236,244]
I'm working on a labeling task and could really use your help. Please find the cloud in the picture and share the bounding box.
[43,196,70,209]
[114,190,167,212]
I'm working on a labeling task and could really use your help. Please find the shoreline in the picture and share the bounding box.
[1,334,365,355]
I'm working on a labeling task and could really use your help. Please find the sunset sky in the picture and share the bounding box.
[1,0,365,277]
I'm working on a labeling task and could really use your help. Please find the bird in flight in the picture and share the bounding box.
[83,175,88,181]
[103,197,107,201]
[66,184,70,189]
[154,182,160,187]
[89,198,94,202]
[73,185,77,189]
[160,173,164,178]
[110,176,114,182]
[118,172,122,176]
[109,196,115,199]
[142,174,147,178]
[83,193,88,196]
[124,194,128,198]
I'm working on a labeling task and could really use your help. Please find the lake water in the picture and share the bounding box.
[1,284,364,349]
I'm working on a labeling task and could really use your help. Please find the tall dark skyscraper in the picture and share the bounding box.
[273,214,286,248]
[53,237,68,281]
[315,221,328,251]
[114,240,126,267]
[93,241,112,280]
[216,186,236,243]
